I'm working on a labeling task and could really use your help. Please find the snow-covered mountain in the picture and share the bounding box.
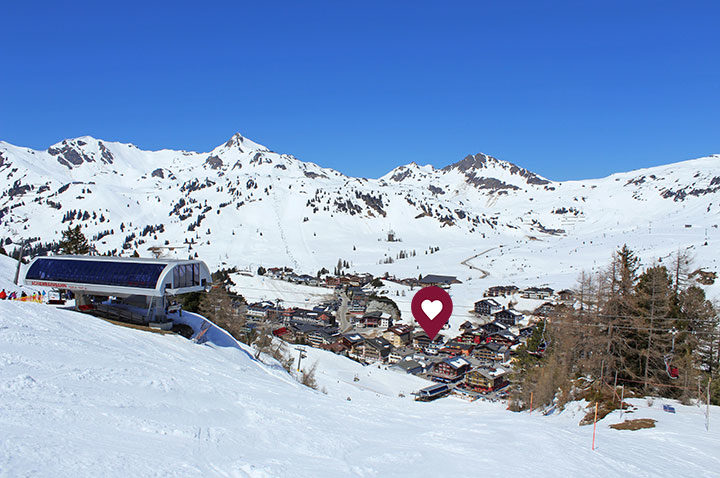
[1,133,718,293]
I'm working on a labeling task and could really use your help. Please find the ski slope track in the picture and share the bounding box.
[1,301,719,477]
[0,133,718,300]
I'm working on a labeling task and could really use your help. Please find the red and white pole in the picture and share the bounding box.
[592,401,599,450]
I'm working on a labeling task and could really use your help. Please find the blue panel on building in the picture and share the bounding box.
[26,258,166,289]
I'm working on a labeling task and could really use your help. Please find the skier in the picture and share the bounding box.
[0,289,6,300]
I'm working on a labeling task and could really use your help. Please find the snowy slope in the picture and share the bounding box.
[0,254,18,292]
[1,132,719,316]
[1,301,718,477]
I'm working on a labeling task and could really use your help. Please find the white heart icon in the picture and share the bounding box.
[421,300,443,320]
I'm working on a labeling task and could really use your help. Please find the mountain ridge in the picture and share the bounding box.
[0,132,718,288]
[2,132,718,183]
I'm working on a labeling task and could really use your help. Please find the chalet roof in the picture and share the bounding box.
[420,274,459,284]
[389,347,415,357]
[487,285,519,291]
[386,324,413,335]
[523,286,554,293]
[289,323,320,334]
[365,337,392,352]
[482,321,507,331]
[444,341,474,350]
[475,298,501,307]
[477,342,509,353]
[248,300,276,309]
[494,309,523,318]
[308,329,335,339]
[416,383,450,395]
[493,330,518,339]
[392,359,423,372]
[321,342,348,353]
[471,366,509,379]
[292,308,320,317]
[343,333,365,344]
[443,356,471,369]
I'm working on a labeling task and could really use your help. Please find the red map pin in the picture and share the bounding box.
[411,286,453,340]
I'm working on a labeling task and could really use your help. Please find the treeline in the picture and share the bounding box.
[512,245,719,410]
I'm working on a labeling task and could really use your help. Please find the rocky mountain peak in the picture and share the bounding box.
[46,137,115,169]
[221,132,269,154]
[443,153,551,188]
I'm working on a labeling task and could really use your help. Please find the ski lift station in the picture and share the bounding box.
[22,255,212,327]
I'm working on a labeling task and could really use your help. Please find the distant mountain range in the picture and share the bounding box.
[1,132,718,278]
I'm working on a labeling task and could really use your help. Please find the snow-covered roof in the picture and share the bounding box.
[444,356,470,369]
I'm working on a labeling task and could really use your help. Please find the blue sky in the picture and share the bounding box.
[2,1,718,180]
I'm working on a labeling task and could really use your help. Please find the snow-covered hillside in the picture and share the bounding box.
[1,301,718,477]
[1,133,718,301]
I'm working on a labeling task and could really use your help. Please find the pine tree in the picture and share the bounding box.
[58,225,90,255]
[635,265,673,390]
[198,284,247,340]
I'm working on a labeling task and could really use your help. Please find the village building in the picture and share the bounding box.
[463,366,510,392]
[307,329,339,347]
[419,274,461,288]
[246,301,277,319]
[347,298,367,317]
[272,326,296,342]
[391,359,425,375]
[382,324,414,347]
[459,321,475,332]
[414,383,451,401]
[339,333,365,360]
[287,323,320,343]
[474,343,511,362]
[413,331,446,354]
[480,321,506,335]
[430,356,471,383]
[484,285,519,297]
[488,330,518,347]
[439,341,475,356]
[521,286,554,300]
[456,329,483,345]
[557,289,575,303]
[388,346,415,364]
[493,309,523,327]
[320,341,349,355]
[474,298,502,316]
[287,308,336,326]
[360,337,393,363]
[361,310,393,328]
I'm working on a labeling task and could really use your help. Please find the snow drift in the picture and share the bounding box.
[1,301,718,477]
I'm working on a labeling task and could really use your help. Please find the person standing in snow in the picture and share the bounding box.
[0,289,6,300]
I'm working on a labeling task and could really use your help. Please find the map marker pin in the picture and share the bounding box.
[411,286,453,340]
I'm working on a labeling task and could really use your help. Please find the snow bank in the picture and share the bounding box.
[1,301,719,477]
